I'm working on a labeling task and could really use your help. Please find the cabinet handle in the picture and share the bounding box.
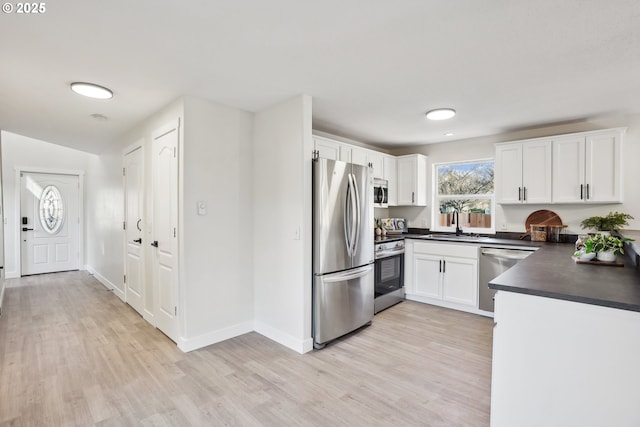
[580,184,584,200]
[523,187,526,201]
[439,260,442,273]
[412,192,415,204]
[442,259,446,273]
[586,184,590,200]
[518,187,522,201]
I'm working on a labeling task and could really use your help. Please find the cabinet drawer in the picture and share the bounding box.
[412,241,478,259]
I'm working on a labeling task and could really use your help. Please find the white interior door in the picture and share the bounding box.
[21,172,79,275]
[152,121,179,341]
[124,146,145,316]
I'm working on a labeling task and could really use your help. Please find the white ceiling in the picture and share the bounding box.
[1,0,640,154]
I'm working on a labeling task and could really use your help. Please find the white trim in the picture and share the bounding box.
[177,321,253,353]
[431,159,496,233]
[14,167,85,277]
[86,265,125,301]
[122,140,145,316]
[254,321,313,354]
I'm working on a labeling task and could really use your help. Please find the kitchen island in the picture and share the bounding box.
[488,241,640,427]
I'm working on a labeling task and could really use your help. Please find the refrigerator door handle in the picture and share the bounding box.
[344,175,352,256]
[321,264,374,283]
[350,173,361,256]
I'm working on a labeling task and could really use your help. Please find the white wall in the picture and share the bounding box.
[253,94,314,354]
[85,98,184,307]
[389,114,640,234]
[1,131,93,278]
[178,96,254,350]
[85,95,257,352]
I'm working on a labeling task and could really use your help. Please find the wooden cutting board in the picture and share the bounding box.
[521,210,563,239]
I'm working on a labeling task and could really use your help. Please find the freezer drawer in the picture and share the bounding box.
[313,264,374,348]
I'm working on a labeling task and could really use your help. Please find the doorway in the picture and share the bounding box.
[20,172,80,276]
[123,144,145,316]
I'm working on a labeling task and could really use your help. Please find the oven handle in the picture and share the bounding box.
[376,248,405,259]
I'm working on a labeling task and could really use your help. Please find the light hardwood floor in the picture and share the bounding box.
[0,271,493,426]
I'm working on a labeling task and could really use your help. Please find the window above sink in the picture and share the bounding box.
[433,160,495,235]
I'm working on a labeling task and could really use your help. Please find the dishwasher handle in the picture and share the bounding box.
[481,248,535,261]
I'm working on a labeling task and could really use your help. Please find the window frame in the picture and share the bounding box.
[431,158,496,234]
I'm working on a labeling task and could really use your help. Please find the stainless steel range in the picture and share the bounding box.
[374,239,405,313]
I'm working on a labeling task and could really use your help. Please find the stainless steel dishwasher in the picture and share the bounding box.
[479,247,537,312]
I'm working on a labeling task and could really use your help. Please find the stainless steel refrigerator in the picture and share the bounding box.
[313,157,374,349]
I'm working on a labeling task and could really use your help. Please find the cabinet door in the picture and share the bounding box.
[585,132,622,203]
[396,155,427,206]
[552,136,585,203]
[350,146,368,166]
[368,151,384,179]
[339,145,352,163]
[522,140,552,203]
[314,137,340,160]
[397,156,416,205]
[495,143,523,204]
[442,257,478,306]
[413,254,442,299]
[383,155,397,206]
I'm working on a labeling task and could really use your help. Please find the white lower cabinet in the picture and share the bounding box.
[405,240,478,312]
[491,291,640,427]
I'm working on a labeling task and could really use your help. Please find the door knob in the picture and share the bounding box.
[133,238,142,244]
[22,227,34,231]
[150,240,158,247]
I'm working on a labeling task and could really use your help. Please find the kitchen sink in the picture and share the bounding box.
[421,233,490,243]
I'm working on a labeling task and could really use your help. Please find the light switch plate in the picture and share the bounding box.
[197,201,207,216]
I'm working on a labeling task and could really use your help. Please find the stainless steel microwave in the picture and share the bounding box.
[373,178,388,208]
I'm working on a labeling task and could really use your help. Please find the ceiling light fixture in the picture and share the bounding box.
[426,108,456,120]
[444,132,454,136]
[70,82,113,99]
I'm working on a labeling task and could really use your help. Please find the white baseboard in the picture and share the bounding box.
[85,265,125,301]
[0,282,5,315]
[254,321,313,354]
[405,294,491,317]
[5,271,19,279]
[177,321,254,353]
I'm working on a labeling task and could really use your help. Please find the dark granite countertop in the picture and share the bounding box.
[385,230,640,312]
[488,243,640,312]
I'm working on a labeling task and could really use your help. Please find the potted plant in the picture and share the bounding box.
[580,211,634,234]
[575,233,633,262]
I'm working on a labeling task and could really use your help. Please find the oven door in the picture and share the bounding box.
[374,252,404,313]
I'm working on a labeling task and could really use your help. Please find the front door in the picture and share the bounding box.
[152,120,180,341]
[124,145,145,316]
[21,172,80,275]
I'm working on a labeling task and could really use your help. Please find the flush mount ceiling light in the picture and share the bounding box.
[70,82,113,99]
[444,132,454,136]
[425,108,456,120]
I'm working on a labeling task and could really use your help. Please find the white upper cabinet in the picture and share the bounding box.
[351,146,384,179]
[495,139,552,204]
[313,134,386,179]
[368,151,384,180]
[383,155,397,206]
[552,129,623,203]
[313,137,340,160]
[396,154,428,206]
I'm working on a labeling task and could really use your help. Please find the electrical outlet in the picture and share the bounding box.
[500,222,508,231]
[422,219,429,227]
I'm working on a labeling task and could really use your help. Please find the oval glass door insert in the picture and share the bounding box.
[39,185,65,234]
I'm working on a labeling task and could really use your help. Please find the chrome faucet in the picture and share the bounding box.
[453,210,463,236]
